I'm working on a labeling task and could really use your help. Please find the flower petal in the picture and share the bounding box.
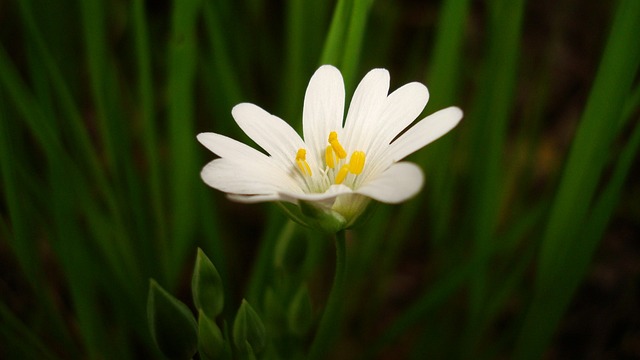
[355,162,424,203]
[197,132,271,163]
[232,103,312,170]
[385,106,462,162]
[343,68,390,153]
[378,82,429,146]
[278,184,353,204]
[227,193,283,203]
[365,82,429,165]
[302,65,345,165]
[201,158,303,196]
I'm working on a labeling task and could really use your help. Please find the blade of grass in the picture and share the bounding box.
[367,199,544,359]
[320,0,353,67]
[202,0,244,126]
[0,301,62,360]
[464,0,525,320]
[78,0,117,170]
[48,164,109,358]
[166,0,203,284]
[0,88,41,291]
[132,0,169,281]
[419,0,471,245]
[363,243,493,359]
[515,0,640,357]
[0,75,84,357]
[339,0,374,92]
[389,0,471,254]
[281,0,308,127]
[14,0,122,227]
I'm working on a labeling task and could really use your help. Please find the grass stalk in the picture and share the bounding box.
[515,0,640,357]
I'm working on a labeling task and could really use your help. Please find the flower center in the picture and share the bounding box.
[295,132,366,188]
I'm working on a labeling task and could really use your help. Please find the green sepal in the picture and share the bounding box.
[192,248,224,318]
[147,279,198,360]
[287,285,313,337]
[198,310,225,360]
[348,200,379,229]
[278,201,347,234]
[233,299,267,356]
[299,200,347,233]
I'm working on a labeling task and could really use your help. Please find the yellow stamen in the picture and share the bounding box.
[328,131,347,159]
[295,148,312,176]
[335,165,350,184]
[325,145,336,169]
[348,151,366,174]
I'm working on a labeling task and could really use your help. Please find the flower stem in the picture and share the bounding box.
[308,230,347,360]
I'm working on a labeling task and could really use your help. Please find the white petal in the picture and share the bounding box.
[343,68,390,153]
[378,82,429,146]
[355,162,424,203]
[278,184,353,204]
[197,132,271,163]
[302,65,345,165]
[201,158,302,195]
[385,106,462,162]
[364,82,429,166]
[232,103,311,170]
[228,193,283,203]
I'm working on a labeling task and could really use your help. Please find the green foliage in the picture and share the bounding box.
[233,300,267,357]
[192,248,225,318]
[147,280,198,360]
[197,311,226,360]
[1,0,638,358]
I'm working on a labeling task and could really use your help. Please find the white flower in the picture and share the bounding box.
[198,65,462,229]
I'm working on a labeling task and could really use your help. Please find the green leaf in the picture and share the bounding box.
[147,280,198,360]
[198,311,225,360]
[233,299,267,356]
[192,248,224,318]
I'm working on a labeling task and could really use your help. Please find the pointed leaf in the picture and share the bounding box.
[192,248,224,318]
[147,279,198,360]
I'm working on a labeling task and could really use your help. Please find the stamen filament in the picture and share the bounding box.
[296,148,312,176]
[328,131,347,159]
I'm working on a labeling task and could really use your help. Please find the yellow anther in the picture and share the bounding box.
[325,145,336,169]
[328,131,347,159]
[295,148,312,176]
[348,151,366,175]
[335,165,350,185]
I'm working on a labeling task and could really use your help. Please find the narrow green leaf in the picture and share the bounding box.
[167,0,202,282]
[320,0,353,66]
[516,0,640,358]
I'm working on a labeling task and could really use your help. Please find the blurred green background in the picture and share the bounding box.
[1,0,639,359]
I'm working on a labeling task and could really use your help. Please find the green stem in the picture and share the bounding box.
[308,230,347,360]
